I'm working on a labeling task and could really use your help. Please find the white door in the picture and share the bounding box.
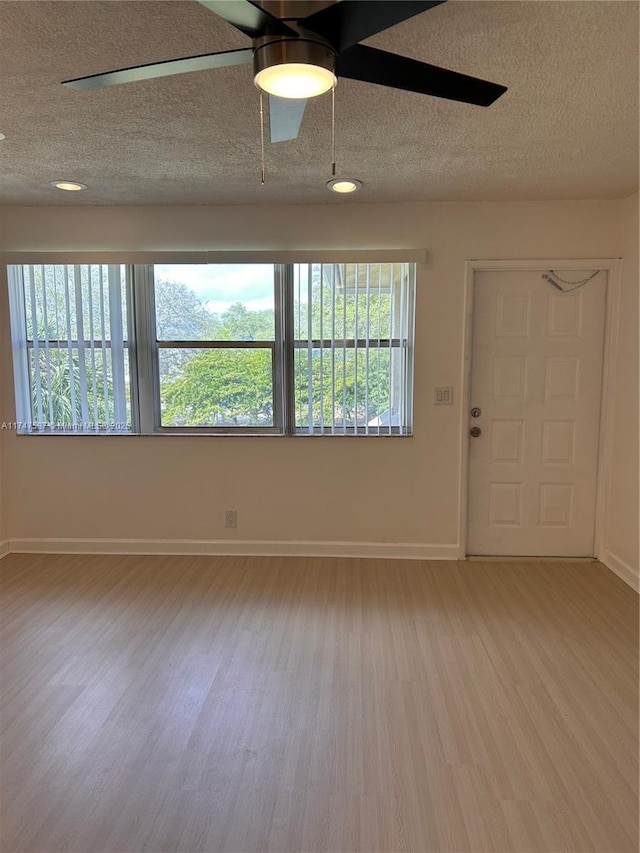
[467,269,607,556]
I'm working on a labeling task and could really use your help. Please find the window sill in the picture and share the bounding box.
[13,430,412,438]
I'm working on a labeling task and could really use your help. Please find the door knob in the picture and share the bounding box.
[470,426,482,438]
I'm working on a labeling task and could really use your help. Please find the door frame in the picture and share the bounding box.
[457,258,621,559]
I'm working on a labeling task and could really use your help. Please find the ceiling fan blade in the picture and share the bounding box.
[62,47,253,90]
[299,1,446,53]
[269,95,307,142]
[337,44,507,106]
[197,0,297,38]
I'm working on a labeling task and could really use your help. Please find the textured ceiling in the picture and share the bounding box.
[0,0,637,205]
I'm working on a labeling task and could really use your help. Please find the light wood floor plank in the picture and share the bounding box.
[1,554,637,853]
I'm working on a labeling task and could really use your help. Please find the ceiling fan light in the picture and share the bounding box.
[255,63,336,99]
[253,38,337,99]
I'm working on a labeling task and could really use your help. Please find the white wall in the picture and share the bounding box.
[0,199,626,557]
[0,277,6,554]
[0,329,5,555]
[601,193,639,589]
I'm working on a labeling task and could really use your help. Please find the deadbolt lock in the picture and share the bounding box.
[470,426,482,438]
[470,407,481,418]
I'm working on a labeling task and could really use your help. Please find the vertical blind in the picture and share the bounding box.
[9,264,130,432]
[293,262,415,434]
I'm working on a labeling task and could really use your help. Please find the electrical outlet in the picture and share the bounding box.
[224,510,237,529]
[434,386,453,405]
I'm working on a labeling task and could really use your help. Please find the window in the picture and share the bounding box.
[145,263,282,433]
[292,263,414,434]
[7,264,131,433]
[7,261,415,436]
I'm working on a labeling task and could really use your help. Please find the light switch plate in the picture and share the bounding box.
[434,386,453,405]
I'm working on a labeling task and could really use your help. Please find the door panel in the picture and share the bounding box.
[467,270,606,556]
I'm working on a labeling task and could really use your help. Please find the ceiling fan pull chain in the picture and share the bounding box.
[331,85,336,177]
[259,91,266,185]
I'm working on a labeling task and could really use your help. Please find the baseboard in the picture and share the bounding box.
[6,538,460,561]
[600,548,640,592]
[0,540,9,560]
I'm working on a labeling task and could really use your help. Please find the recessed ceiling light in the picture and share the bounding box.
[50,181,87,191]
[327,178,361,194]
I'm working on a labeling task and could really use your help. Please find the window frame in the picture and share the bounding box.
[288,262,415,436]
[7,263,134,434]
[7,257,418,437]
[138,263,286,435]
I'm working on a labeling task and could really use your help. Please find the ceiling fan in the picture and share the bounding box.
[62,0,507,144]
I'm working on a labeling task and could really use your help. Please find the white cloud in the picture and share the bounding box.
[155,264,274,310]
